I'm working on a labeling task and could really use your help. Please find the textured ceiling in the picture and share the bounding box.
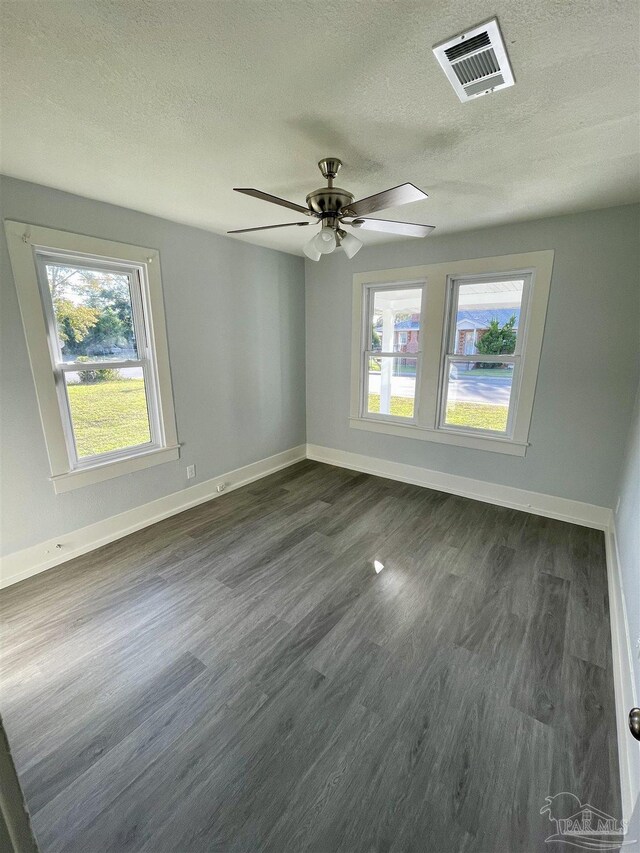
[1,0,639,255]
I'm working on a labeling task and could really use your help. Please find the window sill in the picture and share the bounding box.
[349,418,528,456]
[49,445,181,493]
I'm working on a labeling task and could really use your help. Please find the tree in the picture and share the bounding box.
[83,307,125,352]
[46,265,135,355]
[85,280,135,352]
[54,299,100,351]
[476,315,517,368]
[86,281,134,341]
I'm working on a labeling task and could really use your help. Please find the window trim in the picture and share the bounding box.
[350,251,555,456]
[5,221,180,492]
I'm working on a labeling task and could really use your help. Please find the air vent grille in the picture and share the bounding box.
[444,31,490,61]
[433,18,515,102]
[452,48,499,85]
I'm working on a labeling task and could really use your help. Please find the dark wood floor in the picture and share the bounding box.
[1,461,620,852]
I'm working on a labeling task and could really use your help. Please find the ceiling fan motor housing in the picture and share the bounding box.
[306,187,354,221]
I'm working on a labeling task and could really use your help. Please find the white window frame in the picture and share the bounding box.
[5,221,180,492]
[350,251,554,456]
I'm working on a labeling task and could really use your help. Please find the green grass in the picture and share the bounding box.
[67,378,150,457]
[445,401,508,432]
[367,394,414,418]
[368,394,508,432]
[455,368,513,377]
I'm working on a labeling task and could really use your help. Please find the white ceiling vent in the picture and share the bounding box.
[433,18,515,102]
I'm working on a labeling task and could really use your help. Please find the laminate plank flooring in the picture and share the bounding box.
[0,461,620,852]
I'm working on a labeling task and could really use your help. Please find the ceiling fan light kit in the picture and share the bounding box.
[312,226,338,254]
[338,230,363,259]
[303,240,322,262]
[229,158,434,261]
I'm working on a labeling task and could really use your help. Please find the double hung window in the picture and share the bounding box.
[350,252,554,455]
[5,222,179,491]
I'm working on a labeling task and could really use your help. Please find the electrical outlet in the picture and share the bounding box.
[186,464,196,480]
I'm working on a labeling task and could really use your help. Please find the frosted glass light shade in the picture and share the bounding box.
[340,232,363,259]
[312,229,337,254]
[303,238,321,261]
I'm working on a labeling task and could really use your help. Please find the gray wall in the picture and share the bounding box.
[614,383,640,702]
[0,176,306,556]
[2,181,637,559]
[306,204,640,508]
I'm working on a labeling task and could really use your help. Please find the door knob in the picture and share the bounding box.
[630,708,640,741]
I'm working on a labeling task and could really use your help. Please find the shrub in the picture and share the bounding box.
[476,315,517,368]
[76,356,121,384]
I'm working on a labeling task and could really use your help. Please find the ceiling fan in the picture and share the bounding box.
[228,158,435,261]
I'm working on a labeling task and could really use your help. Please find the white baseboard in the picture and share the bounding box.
[3,441,610,591]
[605,526,640,826]
[0,445,306,589]
[306,444,612,530]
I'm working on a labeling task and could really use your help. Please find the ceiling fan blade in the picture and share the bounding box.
[227,222,310,234]
[234,188,311,216]
[350,218,435,238]
[342,183,428,217]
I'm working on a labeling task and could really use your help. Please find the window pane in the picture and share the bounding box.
[370,288,422,353]
[453,279,523,357]
[367,357,417,419]
[65,367,151,457]
[45,263,139,362]
[444,360,513,433]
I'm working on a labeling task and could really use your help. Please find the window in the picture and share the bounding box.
[350,252,554,455]
[440,275,529,436]
[364,285,424,422]
[5,222,179,491]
